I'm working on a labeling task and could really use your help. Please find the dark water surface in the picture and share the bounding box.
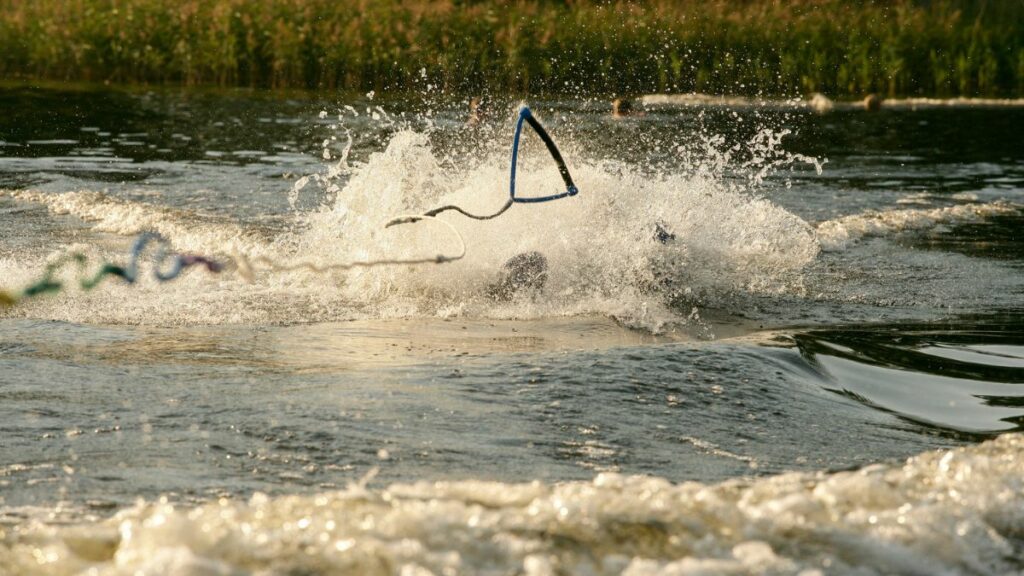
[1,86,1023,574]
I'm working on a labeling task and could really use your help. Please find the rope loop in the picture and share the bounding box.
[509,107,579,203]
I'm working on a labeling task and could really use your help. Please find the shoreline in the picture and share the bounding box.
[4,81,1024,112]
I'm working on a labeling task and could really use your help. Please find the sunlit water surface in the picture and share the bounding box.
[1,87,1023,574]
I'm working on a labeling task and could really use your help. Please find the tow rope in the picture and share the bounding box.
[0,106,578,307]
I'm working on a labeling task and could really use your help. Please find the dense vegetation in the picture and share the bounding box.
[1,0,1021,97]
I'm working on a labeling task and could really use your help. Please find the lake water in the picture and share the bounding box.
[1,86,1023,574]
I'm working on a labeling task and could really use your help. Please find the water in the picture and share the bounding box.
[1,86,1023,574]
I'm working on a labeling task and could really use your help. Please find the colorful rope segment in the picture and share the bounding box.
[0,215,467,308]
[0,232,223,308]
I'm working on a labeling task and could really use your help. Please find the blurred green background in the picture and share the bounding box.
[1,0,1021,97]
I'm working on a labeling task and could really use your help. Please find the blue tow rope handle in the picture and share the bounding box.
[419,106,578,220]
[510,107,579,203]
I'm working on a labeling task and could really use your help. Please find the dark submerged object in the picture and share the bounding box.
[655,222,676,244]
[487,251,548,301]
[487,223,671,300]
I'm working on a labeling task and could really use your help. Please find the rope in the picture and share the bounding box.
[420,198,513,221]
[402,107,579,223]
[0,106,576,308]
[510,107,579,203]
[0,216,466,307]
[1,232,224,306]
[232,214,466,282]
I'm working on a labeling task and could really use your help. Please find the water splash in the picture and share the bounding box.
[3,434,1023,575]
[277,106,823,328]
[1,105,839,329]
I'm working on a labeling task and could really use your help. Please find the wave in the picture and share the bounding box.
[815,201,1020,252]
[5,190,262,255]
[3,433,1022,575]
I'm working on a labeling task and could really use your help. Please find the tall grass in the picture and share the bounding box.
[0,0,1020,97]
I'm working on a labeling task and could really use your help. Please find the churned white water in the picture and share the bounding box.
[0,109,824,329]
[3,434,1023,575]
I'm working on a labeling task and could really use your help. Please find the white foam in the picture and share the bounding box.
[283,125,820,326]
[815,202,1019,252]
[6,190,260,255]
[880,97,1024,109]
[3,434,1023,575]
[642,93,811,109]
[643,93,1024,111]
[1,120,822,329]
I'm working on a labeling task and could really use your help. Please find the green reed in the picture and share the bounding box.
[1,0,1021,97]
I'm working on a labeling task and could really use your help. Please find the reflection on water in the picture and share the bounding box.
[793,314,1024,437]
[902,212,1024,262]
